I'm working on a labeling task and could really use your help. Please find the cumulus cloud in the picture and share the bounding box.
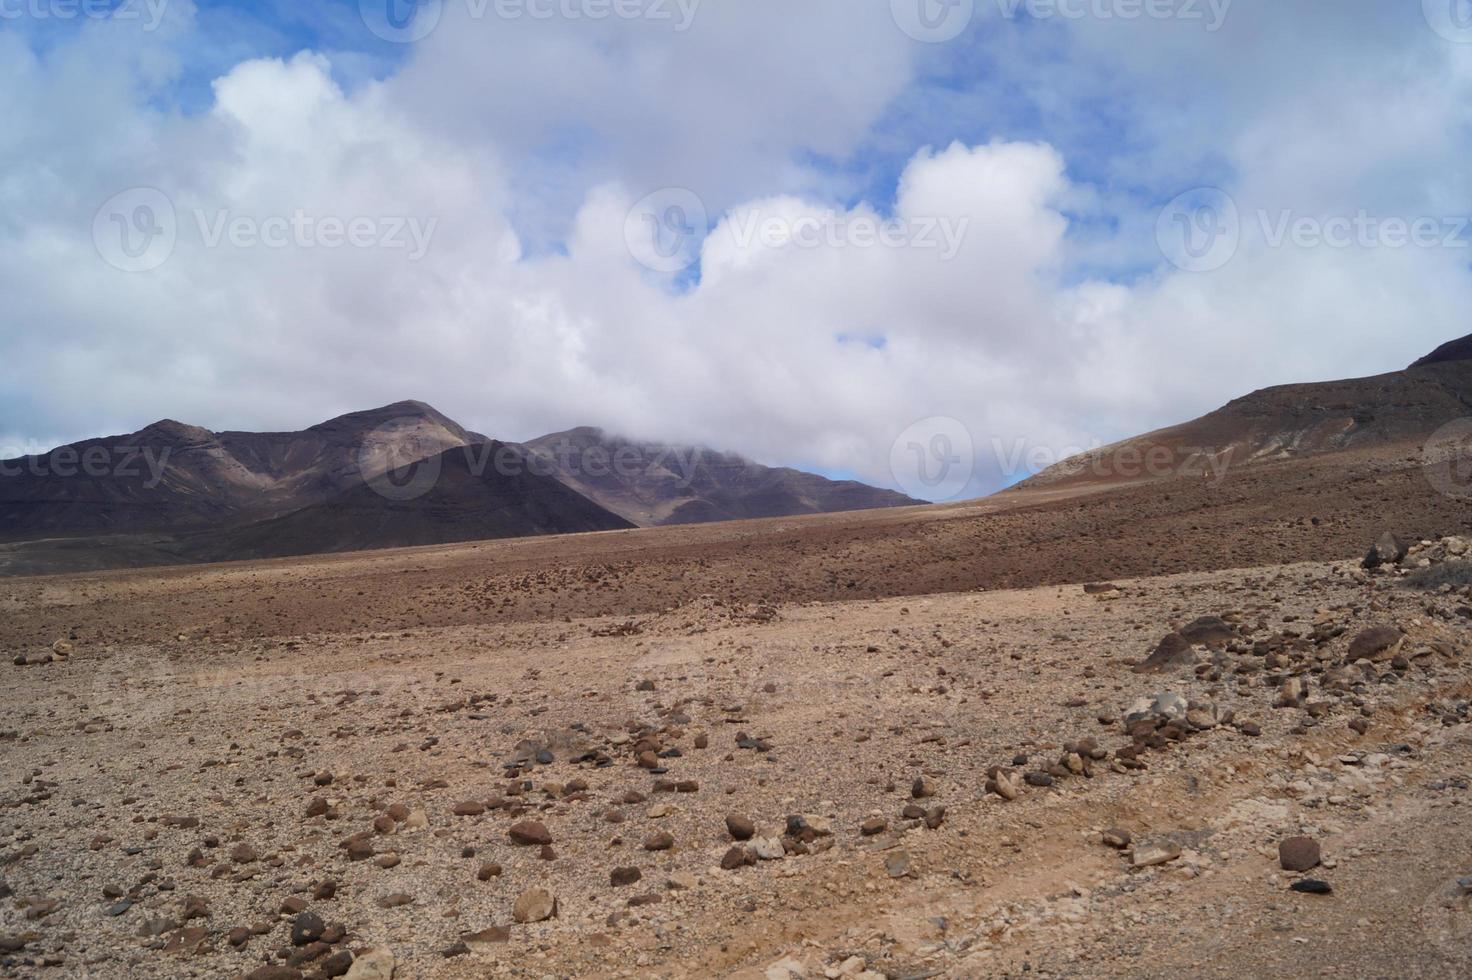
[2,1,1471,500]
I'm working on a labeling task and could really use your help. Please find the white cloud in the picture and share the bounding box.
[3,1,1471,501]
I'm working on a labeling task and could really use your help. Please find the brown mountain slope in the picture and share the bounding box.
[1021,334,1472,492]
[186,442,634,561]
[0,401,480,541]
[521,426,920,527]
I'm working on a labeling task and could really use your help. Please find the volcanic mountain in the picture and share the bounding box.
[190,442,634,560]
[520,427,921,527]
[0,404,917,572]
[0,401,482,541]
[1021,333,1472,492]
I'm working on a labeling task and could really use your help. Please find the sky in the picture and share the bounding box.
[2,0,1471,499]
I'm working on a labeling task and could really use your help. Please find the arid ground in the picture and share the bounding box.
[2,448,1471,979]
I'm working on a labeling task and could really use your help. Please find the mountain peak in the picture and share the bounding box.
[1410,332,1472,368]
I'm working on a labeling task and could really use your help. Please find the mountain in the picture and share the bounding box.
[1022,333,1472,491]
[0,401,480,542]
[191,442,634,560]
[520,426,921,527]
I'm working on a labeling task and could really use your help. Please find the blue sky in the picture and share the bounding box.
[3,0,1470,498]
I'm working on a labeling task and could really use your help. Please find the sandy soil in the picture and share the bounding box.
[2,484,1469,979]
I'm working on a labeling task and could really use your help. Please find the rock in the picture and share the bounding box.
[1275,677,1306,708]
[507,820,552,846]
[376,893,414,909]
[477,863,503,881]
[291,911,325,946]
[1135,633,1195,673]
[1290,879,1333,895]
[1024,771,1054,788]
[860,817,888,836]
[230,842,260,864]
[1179,616,1237,647]
[1347,627,1404,663]
[319,949,355,978]
[1125,692,1187,725]
[51,639,74,657]
[911,776,936,799]
[644,831,675,851]
[610,867,642,887]
[462,926,511,951]
[1279,836,1321,872]
[1131,842,1181,867]
[884,851,911,879]
[725,814,756,841]
[988,768,1023,801]
[721,846,753,870]
[245,968,303,980]
[1363,532,1408,569]
[513,888,557,923]
[750,837,785,861]
[452,801,485,817]
[342,947,395,980]
[1102,828,1132,849]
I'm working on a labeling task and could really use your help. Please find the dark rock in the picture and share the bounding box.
[1134,633,1195,674]
[1279,837,1321,872]
[290,911,325,946]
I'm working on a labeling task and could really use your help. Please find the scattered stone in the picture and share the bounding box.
[342,948,395,980]
[1279,836,1322,872]
[1131,843,1182,868]
[725,814,756,841]
[1347,627,1404,663]
[513,888,557,923]
[860,817,888,836]
[1102,828,1132,849]
[884,851,912,878]
[290,911,325,946]
[1290,879,1334,895]
[644,831,675,852]
[508,820,552,846]
[1135,633,1195,673]
[611,867,642,887]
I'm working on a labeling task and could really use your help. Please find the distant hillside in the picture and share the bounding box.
[0,401,479,541]
[521,427,921,527]
[1021,334,1472,492]
[189,442,634,560]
